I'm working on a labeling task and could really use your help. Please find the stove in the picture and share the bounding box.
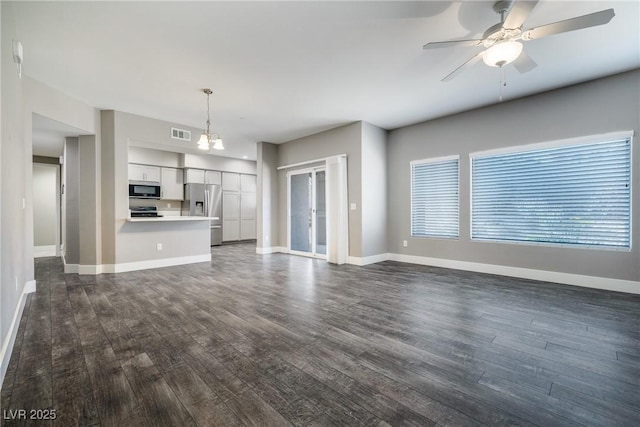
[130,206,163,218]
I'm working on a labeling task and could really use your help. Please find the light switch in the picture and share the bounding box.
[350,203,357,211]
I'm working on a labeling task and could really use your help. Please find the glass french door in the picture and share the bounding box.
[289,168,326,258]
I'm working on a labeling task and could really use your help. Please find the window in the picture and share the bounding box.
[411,156,459,238]
[471,133,632,249]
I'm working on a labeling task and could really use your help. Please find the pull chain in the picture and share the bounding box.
[499,65,506,102]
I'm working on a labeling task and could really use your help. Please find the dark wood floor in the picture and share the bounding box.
[1,243,639,426]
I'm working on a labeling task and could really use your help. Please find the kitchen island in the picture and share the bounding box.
[108,215,219,273]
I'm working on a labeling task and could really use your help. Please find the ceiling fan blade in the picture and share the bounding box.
[522,8,615,40]
[442,51,484,82]
[512,51,537,73]
[503,1,539,29]
[423,39,483,50]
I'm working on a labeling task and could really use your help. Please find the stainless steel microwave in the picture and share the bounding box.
[129,182,161,199]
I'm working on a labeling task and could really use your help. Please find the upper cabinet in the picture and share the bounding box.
[205,170,222,185]
[184,168,205,184]
[241,174,257,192]
[129,164,160,183]
[161,167,184,200]
[222,172,241,191]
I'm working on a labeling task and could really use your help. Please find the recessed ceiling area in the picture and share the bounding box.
[32,114,88,158]
[12,1,640,161]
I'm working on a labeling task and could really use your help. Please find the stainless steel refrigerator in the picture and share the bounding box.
[182,183,223,246]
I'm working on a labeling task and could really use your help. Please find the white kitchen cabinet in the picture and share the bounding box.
[184,168,205,184]
[205,170,222,185]
[161,167,184,200]
[222,192,240,241]
[129,164,144,181]
[240,219,256,240]
[240,176,257,240]
[223,219,240,241]
[223,192,240,218]
[240,191,256,220]
[129,164,160,182]
[241,174,257,192]
[222,172,240,191]
[222,173,256,241]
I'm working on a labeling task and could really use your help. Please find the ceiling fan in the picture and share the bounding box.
[424,0,615,81]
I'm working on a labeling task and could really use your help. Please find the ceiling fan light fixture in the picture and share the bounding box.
[483,41,523,67]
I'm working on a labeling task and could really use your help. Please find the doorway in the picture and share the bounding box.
[288,168,326,258]
[32,162,61,257]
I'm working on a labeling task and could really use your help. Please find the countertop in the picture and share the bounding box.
[126,216,219,223]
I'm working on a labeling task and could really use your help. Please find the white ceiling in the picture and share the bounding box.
[13,1,640,161]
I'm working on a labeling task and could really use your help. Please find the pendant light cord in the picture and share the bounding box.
[206,92,211,137]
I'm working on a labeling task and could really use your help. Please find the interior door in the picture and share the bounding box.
[288,168,326,258]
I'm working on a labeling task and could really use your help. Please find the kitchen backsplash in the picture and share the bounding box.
[129,199,182,216]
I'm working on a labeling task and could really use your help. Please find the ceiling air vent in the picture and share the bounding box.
[171,127,191,141]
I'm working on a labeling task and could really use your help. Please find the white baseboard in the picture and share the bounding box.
[347,253,391,266]
[34,245,56,258]
[63,254,211,274]
[388,253,640,295]
[256,246,287,254]
[78,265,102,275]
[101,253,212,274]
[62,255,78,274]
[24,280,37,294]
[1,280,37,386]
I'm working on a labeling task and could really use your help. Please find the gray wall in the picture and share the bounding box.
[103,110,219,265]
[387,70,640,282]
[32,163,57,246]
[23,77,101,268]
[277,122,363,256]
[101,111,116,264]
[256,142,279,250]
[1,10,99,377]
[78,135,99,265]
[361,122,388,257]
[129,146,181,168]
[1,1,27,380]
[62,134,99,266]
[183,153,257,174]
[64,137,80,265]
[0,0,3,380]
[270,121,388,259]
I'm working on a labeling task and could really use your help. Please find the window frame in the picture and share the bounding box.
[410,154,460,240]
[469,131,634,251]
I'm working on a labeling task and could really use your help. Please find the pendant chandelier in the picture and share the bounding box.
[197,88,224,151]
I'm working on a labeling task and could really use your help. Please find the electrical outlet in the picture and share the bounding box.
[156,243,163,251]
[167,203,171,208]
[350,203,357,211]
[403,240,408,247]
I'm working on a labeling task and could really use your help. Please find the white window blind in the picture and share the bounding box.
[411,156,459,238]
[471,136,632,249]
